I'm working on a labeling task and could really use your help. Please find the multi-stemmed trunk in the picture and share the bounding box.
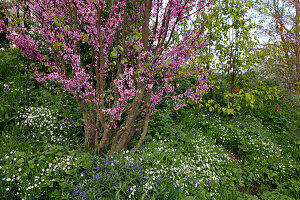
[76,91,150,155]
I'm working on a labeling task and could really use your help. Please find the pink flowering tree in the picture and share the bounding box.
[1,0,213,154]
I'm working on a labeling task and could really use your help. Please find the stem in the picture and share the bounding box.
[132,114,150,152]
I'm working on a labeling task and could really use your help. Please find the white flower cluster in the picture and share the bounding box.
[16,106,73,145]
[1,150,79,198]
[51,154,78,172]
[3,82,29,94]
[190,114,297,179]
[124,133,230,198]
[127,185,139,199]
[221,123,295,173]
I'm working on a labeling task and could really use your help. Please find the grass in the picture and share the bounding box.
[0,50,299,199]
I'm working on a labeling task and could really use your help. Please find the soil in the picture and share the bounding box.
[239,182,261,196]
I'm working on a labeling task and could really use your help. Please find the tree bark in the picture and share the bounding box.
[132,114,150,152]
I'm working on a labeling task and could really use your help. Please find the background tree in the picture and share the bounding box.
[0,0,213,154]
[189,0,264,116]
[255,0,299,93]
[0,2,9,48]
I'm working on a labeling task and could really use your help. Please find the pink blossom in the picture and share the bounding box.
[4,0,213,124]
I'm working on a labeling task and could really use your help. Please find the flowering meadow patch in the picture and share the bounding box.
[16,106,74,146]
[1,107,299,199]
[0,51,299,199]
[184,112,299,187]
[0,147,91,199]
[67,127,236,200]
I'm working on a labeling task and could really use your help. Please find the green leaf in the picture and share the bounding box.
[110,50,118,58]
[66,169,76,175]
[103,56,108,62]
[121,58,128,64]
[133,45,142,51]
[117,45,124,52]
[28,160,35,168]
[16,158,24,165]
[63,25,70,31]
[182,196,196,200]
[133,34,140,40]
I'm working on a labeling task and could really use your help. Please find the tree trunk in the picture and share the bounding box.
[294,2,300,92]
[132,115,150,152]
[81,106,99,153]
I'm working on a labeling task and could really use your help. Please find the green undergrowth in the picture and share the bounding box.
[181,106,299,199]
[0,50,299,199]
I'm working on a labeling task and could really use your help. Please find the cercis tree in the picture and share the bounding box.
[0,0,213,154]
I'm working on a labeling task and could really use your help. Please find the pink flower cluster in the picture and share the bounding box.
[4,0,213,124]
[14,35,43,61]
[0,20,5,33]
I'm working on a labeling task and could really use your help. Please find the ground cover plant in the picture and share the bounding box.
[181,107,299,199]
[0,0,299,199]
[1,54,299,199]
